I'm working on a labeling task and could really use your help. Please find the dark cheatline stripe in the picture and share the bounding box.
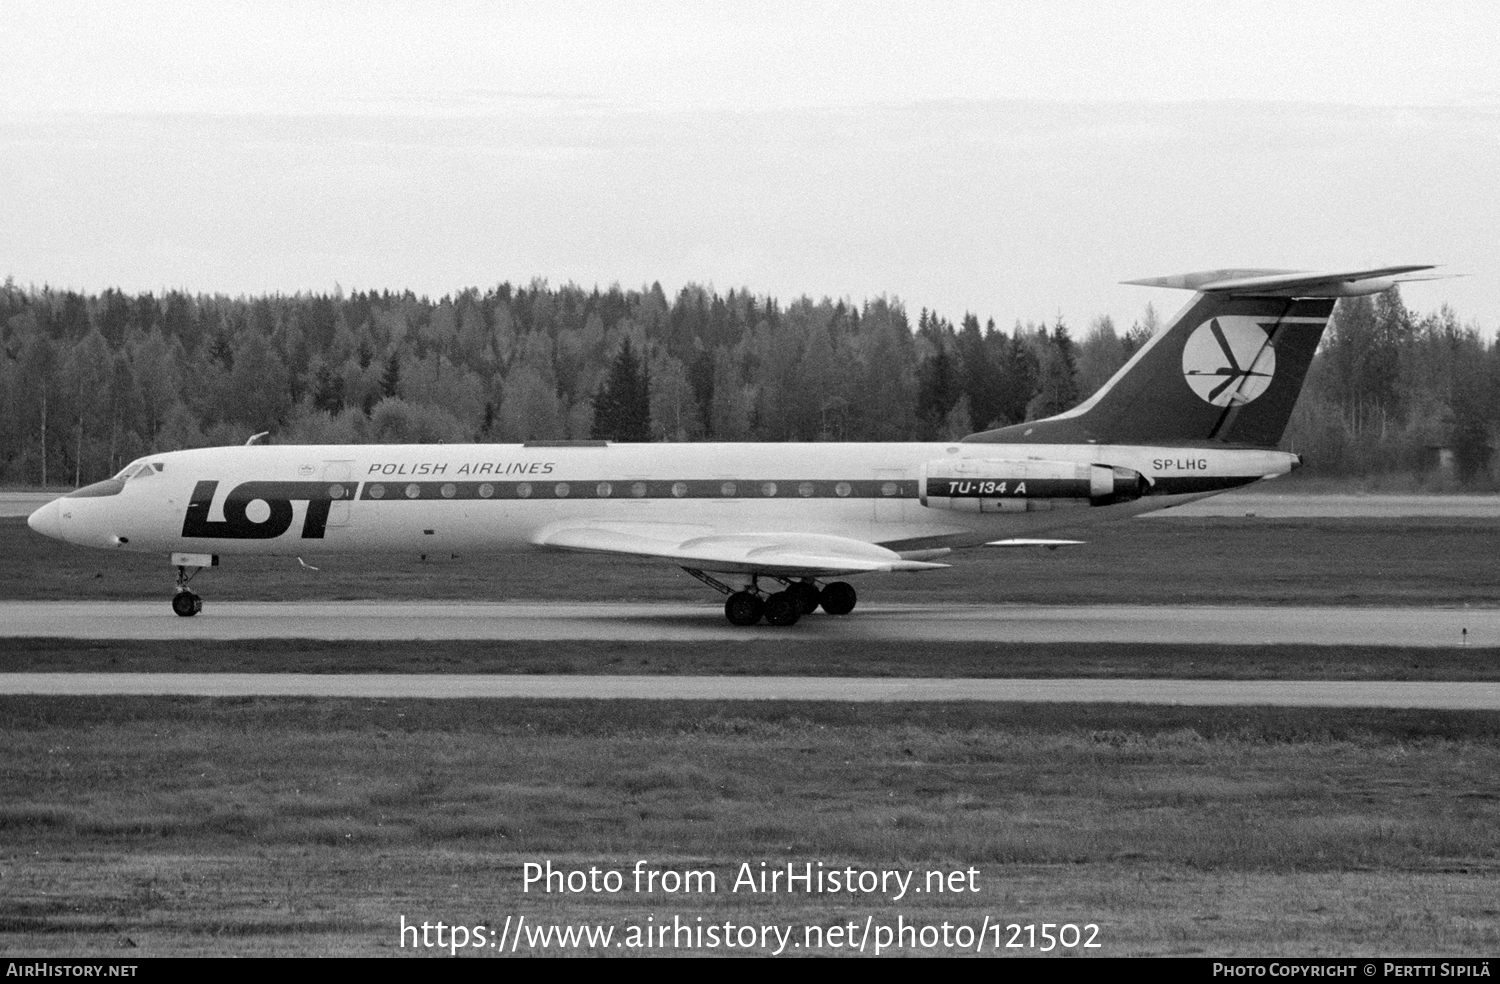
[353,476,1258,502]
[358,479,920,502]
[930,478,1092,498]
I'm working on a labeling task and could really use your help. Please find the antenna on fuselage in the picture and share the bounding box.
[245,432,269,446]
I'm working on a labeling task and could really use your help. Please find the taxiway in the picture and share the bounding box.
[1,672,1496,708]
[0,600,1492,646]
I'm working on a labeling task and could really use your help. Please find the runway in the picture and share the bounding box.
[2,672,1496,708]
[0,492,57,518]
[0,600,1493,646]
[1147,491,1500,518]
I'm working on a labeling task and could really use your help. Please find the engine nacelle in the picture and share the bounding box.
[919,459,1149,513]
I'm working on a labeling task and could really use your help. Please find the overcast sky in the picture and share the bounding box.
[2,0,1495,333]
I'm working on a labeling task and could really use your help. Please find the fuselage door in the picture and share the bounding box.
[323,461,355,528]
[873,468,906,524]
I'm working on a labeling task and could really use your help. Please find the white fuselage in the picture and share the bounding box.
[33,441,1295,567]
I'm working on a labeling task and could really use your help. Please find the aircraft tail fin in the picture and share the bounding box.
[964,265,1436,449]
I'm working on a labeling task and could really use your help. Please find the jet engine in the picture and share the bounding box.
[919,459,1149,512]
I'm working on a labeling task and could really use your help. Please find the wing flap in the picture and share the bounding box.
[533,522,949,576]
[984,538,1085,548]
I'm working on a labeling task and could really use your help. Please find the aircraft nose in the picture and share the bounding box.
[27,499,63,540]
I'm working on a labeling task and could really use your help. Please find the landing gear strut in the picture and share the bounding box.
[172,565,202,617]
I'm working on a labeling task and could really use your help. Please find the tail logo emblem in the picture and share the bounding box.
[1182,317,1276,406]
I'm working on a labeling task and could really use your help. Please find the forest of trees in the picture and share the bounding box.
[0,276,1493,489]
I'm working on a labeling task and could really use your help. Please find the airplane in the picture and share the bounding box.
[25,265,1437,626]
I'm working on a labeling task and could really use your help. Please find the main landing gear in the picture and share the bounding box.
[683,569,858,627]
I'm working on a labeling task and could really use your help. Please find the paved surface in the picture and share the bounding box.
[2,673,1497,708]
[0,600,1495,647]
[0,492,59,518]
[1148,492,1500,518]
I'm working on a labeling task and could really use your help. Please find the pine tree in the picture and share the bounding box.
[1123,302,1158,356]
[311,360,345,413]
[957,313,1003,430]
[917,342,961,438]
[1075,314,1125,399]
[1024,318,1080,420]
[381,352,401,398]
[591,337,651,441]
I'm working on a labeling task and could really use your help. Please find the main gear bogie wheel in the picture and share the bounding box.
[724,591,765,626]
[763,590,802,626]
[819,581,857,616]
[788,581,821,616]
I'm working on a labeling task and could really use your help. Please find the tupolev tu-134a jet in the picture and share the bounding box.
[27,265,1438,626]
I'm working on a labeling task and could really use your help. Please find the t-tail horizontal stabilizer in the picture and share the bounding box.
[965,264,1437,450]
[1121,265,1438,298]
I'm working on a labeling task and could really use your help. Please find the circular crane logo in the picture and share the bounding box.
[1182,316,1276,406]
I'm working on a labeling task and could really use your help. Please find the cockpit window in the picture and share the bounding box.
[115,461,164,480]
[81,459,160,497]
[68,477,127,498]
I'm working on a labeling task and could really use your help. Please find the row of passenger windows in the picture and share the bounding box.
[362,480,902,500]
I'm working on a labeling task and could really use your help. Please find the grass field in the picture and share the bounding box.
[4,637,1500,680]
[4,514,1500,956]
[3,698,1498,956]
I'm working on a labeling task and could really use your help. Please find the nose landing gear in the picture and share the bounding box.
[168,553,216,617]
[172,565,202,617]
[171,584,202,618]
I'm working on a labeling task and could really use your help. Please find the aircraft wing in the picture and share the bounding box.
[532,522,950,576]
